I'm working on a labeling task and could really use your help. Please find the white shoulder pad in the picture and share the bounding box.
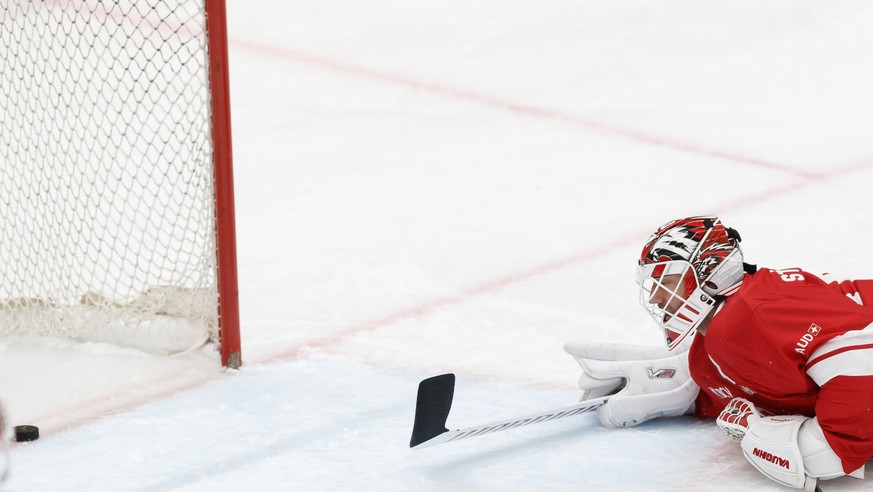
[740,416,811,489]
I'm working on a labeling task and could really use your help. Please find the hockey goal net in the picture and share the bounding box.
[0,0,240,367]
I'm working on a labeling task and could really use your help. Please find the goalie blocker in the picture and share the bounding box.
[717,397,862,491]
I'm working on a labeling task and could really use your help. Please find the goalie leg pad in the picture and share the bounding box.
[740,416,814,489]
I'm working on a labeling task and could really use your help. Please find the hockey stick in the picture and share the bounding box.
[409,373,608,449]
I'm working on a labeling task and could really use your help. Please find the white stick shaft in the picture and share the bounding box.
[415,396,608,449]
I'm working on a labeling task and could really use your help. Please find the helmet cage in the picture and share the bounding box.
[637,259,716,350]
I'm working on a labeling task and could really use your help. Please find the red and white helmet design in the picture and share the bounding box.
[637,216,744,350]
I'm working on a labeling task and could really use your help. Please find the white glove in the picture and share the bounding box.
[564,341,698,427]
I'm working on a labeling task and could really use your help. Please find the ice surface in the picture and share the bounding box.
[3,0,873,490]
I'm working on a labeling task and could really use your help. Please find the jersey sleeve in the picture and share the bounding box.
[805,318,873,473]
[813,375,873,473]
[820,273,873,307]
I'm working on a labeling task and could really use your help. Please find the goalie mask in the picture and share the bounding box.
[637,216,744,350]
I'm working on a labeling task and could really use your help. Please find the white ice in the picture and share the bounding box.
[3,0,873,490]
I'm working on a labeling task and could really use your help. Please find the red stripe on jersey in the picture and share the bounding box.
[806,343,873,370]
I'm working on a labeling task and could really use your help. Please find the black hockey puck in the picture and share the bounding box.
[14,425,39,442]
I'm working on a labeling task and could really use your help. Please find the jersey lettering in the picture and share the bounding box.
[795,323,822,354]
[776,268,805,283]
[709,387,733,399]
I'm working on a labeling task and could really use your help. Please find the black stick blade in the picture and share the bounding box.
[409,373,455,448]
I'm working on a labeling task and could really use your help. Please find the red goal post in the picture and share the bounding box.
[0,0,241,368]
[206,0,242,368]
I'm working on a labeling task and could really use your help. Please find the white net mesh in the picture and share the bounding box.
[0,1,219,340]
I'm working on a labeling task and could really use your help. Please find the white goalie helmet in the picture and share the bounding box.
[637,216,745,350]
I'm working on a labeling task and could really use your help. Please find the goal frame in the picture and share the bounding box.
[206,0,241,369]
[0,0,242,368]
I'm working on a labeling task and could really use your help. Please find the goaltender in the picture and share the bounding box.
[566,216,873,490]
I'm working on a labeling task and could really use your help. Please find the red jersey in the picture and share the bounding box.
[689,266,873,473]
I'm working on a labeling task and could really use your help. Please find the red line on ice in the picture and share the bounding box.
[233,38,818,179]
[257,155,873,363]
